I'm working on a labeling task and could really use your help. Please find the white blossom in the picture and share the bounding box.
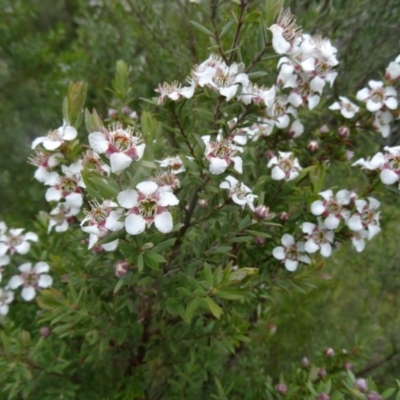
[272,234,310,271]
[0,228,38,256]
[301,219,334,257]
[8,262,53,301]
[31,121,77,151]
[329,96,359,119]
[356,80,398,112]
[219,176,257,211]
[0,289,14,315]
[347,197,381,239]
[267,151,302,181]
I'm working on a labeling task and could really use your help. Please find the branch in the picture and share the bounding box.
[210,0,229,63]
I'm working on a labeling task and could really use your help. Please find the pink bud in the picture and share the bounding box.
[344,361,352,370]
[129,111,138,121]
[197,199,208,208]
[338,126,350,138]
[121,106,132,115]
[320,124,329,133]
[317,393,330,400]
[345,150,354,160]
[279,211,289,222]
[325,347,335,357]
[275,383,287,394]
[61,274,70,282]
[367,393,382,400]
[356,378,368,392]
[307,140,319,152]
[40,326,51,337]
[255,205,271,219]
[318,368,327,378]
[114,260,130,278]
[301,357,309,367]
[268,324,277,334]
[264,150,275,160]
[108,108,118,118]
[254,237,265,246]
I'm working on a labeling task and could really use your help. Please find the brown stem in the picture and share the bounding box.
[210,0,229,63]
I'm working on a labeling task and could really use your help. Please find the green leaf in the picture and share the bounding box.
[247,71,268,79]
[205,297,223,319]
[138,254,144,272]
[190,21,213,36]
[113,279,125,295]
[141,111,158,143]
[382,388,396,399]
[204,263,214,286]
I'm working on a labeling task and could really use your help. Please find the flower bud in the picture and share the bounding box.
[338,126,350,138]
[268,324,277,334]
[345,150,354,160]
[114,260,130,278]
[301,357,309,367]
[318,368,327,378]
[325,347,335,357]
[254,237,265,246]
[121,106,132,115]
[264,150,275,160]
[198,199,208,208]
[108,108,118,118]
[61,274,70,282]
[275,383,287,394]
[40,326,51,337]
[255,205,271,219]
[279,211,289,222]
[319,124,329,133]
[367,393,382,400]
[344,361,352,370]
[356,378,368,392]
[129,111,138,121]
[307,140,319,152]
[317,393,330,400]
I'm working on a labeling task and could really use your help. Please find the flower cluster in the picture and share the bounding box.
[0,222,52,314]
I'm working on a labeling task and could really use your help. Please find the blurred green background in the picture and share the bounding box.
[1,0,400,388]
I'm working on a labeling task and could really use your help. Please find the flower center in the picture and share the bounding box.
[371,88,384,103]
[111,132,132,151]
[9,235,22,247]
[28,152,50,167]
[325,200,341,215]
[279,158,293,172]
[61,176,78,193]
[286,245,299,261]
[388,155,400,171]
[361,209,375,225]
[138,198,158,218]
[22,272,38,287]
[234,183,248,200]
[312,230,325,244]
[47,129,63,142]
[215,139,236,158]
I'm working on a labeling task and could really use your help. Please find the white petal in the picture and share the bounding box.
[137,181,158,196]
[118,189,138,209]
[285,259,298,271]
[380,169,398,185]
[15,242,30,255]
[88,132,109,154]
[31,136,45,149]
[302,222,316,234]
[271,166,285,180]
[281,233,295,247]
[110,152,132,173]
[101,239,119,252]
[105,211,124,231]
[60,125,78,140]
[367,224,381,239]
[66,193,83,209]
[307,94,320,110]
[348,214,363,231]
[209,158,228,175]
[288,93,303,108]
[232,156,243,174]
[19,263,33,273]
[336,189,351,204]
[272,246,285,260]
[0,305,9,315]
[8,275,24,289]
[43,139,63,151]
[0,255,10,267]
[324,214,340,230]
[311,200,325,215]
[320,243,332,257]
[219,85,239,101]
[34,262,50,274]
[21,287,36,301]
[384,97,397,110]
[125,214,146,235]
[305,239,319,253]
[356,88,370,101]
[154,211,173,233]
[24,232,38,242]
[352,237,365,252]
[46,187,62,202]
[38,274,53,288]
[366,99,382,112]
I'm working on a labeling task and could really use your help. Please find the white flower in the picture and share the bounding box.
[28,151,64,184]
[118,181,179,235]
[350,229,369,252]
[8,262,53,301]
[267,151,302,181]
[89,123,145,173]
[0,228,38,256]
[385,55,400,80]
[301,219,334,257]
[237,83,276,108]
[156,156,185,174]
[81,150,111,176]
[269,8,302,55]
[356,80,398,112]
[289,119,304,138]
[272,234,310,271]
[81,200,124,249]
[347,197,381,240]
[219,176,258,211]
[372,110,393,138]
[31,121,77,151]
[155,81,195,104]
[310,189,351,229]
[0,288,14,315]
[202,134,243,175]
[48,201,81,233]
[329,96,360,119]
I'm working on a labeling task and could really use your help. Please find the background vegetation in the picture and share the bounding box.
[1,0,400,398]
